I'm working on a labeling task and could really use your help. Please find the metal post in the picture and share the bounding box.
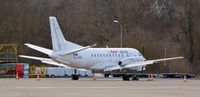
[142,46,145,55]
[142,46,144,73]
[114,20,123,48]
[59,65,60,77]
[120,24,123,48]
[164,47,167,73]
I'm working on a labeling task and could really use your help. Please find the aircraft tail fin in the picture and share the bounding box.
[49,16,82,52]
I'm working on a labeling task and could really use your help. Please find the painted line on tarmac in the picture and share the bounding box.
[15,86,193,89]
[15,86,122,89]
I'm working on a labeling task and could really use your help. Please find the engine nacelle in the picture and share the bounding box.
[118,58,134,66]
[128,66,146,71]
[136,66,146,71]
[118,61,123,66]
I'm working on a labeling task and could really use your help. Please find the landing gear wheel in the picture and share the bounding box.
[72,74,79,80]
[104,74,109,77]
[131,75,139,81]
[122,75,130,81]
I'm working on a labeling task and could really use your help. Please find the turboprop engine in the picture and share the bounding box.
[118,57,135,66]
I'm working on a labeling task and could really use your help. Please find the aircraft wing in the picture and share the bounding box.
[104,57,184,71]
[19,55,71,69]
[104,65,122,71]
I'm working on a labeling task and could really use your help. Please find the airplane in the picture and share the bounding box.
[19,16,184,81]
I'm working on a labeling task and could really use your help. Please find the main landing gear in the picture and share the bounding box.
[122,74,139,81]
[121,69,139,81]
[122,74,130,81]
[71,69,79,80]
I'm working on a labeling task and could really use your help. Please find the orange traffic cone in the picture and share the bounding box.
[16,73,20,80]
[36,74,40,81]
[150,74,154,81]
[183,75,187,82]
[148,74,151,81]
[93,73,96,81]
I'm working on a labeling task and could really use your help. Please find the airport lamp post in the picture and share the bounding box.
[114,20,123,48]
[164,47,167,73]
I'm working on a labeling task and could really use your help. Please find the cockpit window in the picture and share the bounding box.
[139,52,142,56]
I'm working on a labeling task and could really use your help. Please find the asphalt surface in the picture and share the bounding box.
[0,78,199,97]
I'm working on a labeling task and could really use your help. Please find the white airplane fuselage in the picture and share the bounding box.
[50,48,145,70]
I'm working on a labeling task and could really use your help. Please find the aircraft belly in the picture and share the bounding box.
[128,66,143,71]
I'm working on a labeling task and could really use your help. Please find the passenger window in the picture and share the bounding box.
[109,54,111,57]
[127,54,129,57]
[106,54,108,57]
[103,54,105,57]
[118,54,120,57]
[97,54,99,57]
[94,54,96,57]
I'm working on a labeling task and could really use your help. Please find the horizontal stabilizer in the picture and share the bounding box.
[25,43,52,55]
[19,55,71,68]
[19,55,87,71]
[58,44,97,56]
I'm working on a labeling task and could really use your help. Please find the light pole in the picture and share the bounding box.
[114,20,123,48]
[164,47,167,73]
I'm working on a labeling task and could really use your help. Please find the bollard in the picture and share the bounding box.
[36,74,40,81]
[148,74,151,81]
[150,74,154,81]
[183,75,187,82]
[93,73,96,81]
[16,73,20,80]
